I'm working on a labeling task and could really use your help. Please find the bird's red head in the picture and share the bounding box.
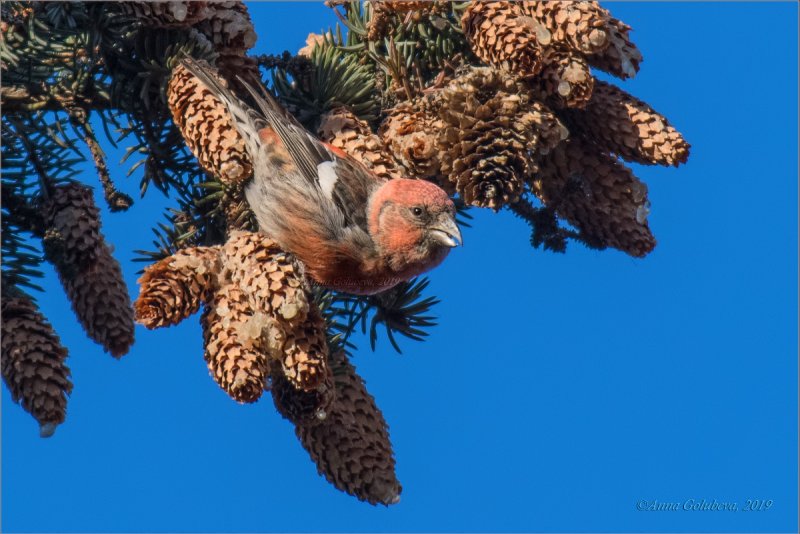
[368,179,461,277]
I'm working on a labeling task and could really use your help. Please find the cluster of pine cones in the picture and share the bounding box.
[135,230,401,505]
[389,0,690,257]
[2,183,134,436]
[3,0,691,507]
[139,0,691,505]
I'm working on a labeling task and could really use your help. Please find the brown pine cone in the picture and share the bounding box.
[221,230,325,392]
[61,240,135,357]
[41,184,135,357]
[42,183,102,274]
[222,231,309,328]
[372,0,432,14]
[378,99,444,179]
[167,63,252,184]
[535,49,594,109]
[533,137,655,257]
[461,0,551,78]
[295,351,401,506]
[270,357,335,427]
[279,304,329,392]
[367,4,392,41]
[1,292,73,437]
[437,67,566,210]
[585,17,642,79]
[117,1,211,28]
[318,107,404,181]
[522,0,610,55]
[194,1,257,52]
[201,280,270,403]
[216,52,262,93]
[562,80,690,166]
[135,246,222,329]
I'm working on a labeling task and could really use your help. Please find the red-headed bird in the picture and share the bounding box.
[181,58,461,295]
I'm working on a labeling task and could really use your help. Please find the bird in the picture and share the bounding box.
[181,58,461,295]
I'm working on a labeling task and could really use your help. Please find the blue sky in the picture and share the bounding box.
[2,2,798,532]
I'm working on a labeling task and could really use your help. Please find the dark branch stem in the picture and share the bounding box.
[66,106,133,212]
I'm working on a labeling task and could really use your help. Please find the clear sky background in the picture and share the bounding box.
[2,2,798,532]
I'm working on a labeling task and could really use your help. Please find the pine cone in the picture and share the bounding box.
[378,99,444,179]
[270,357,335,427]
[41,184,134,357]
[42,183,102,274]
[61,241,136,357]
[437,67,566,210]
[167,63,252,184]
[563,80,690,166]
[533,137,655,257]
[195,1,256,53]
[135,246,222,329]
[461,0,551,78]
[522,1,610,55]
[366,4,391,41]
[280,304,329,392]
[222,231,309,328]
[535,49,594,109]
[1,292,73,437]
[318,107,404,181]
[216,52,262,93]
[221,230,325,392]
[298,33,326,58]
[585,17,641,79]
[372,0,432,14]
[295,351,401,506]
[201,280,270,403]
[118,1,211,28]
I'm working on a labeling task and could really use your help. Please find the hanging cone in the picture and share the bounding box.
[167,63,252,184]
[279,304,329,392]
[1,292,73,437]
[42,183,135,357]
[535,49,594,109]
[194,1,257,53]
[378,99,444,179]
[294,351,401,506]
[221,180,258,232]
[221,230,325,392]
[585,17,642,80]
[42,183,102,274]
[117,1,211,28]
[563,80,690,167]
[461,0,551,78]
[216,52,262,93]
[222,231,309,328]
[366,4,391,42]
[298,33,326,58]
[317,107,403,181]
[201,279,270,403]
[372,0,432,14]
[437,67,567,210]
[60,240,136,357]
[522,0,610,55]
[270,357,335,427]
[533,137,655,257]
[135,246,222,329]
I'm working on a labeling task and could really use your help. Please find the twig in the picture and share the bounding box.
[65,105,133,212]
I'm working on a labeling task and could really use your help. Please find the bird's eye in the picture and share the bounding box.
[411,206,424,217]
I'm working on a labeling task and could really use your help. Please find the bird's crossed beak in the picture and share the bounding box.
[429,213,463,248]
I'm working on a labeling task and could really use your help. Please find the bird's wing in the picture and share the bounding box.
[181,57,381,232]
